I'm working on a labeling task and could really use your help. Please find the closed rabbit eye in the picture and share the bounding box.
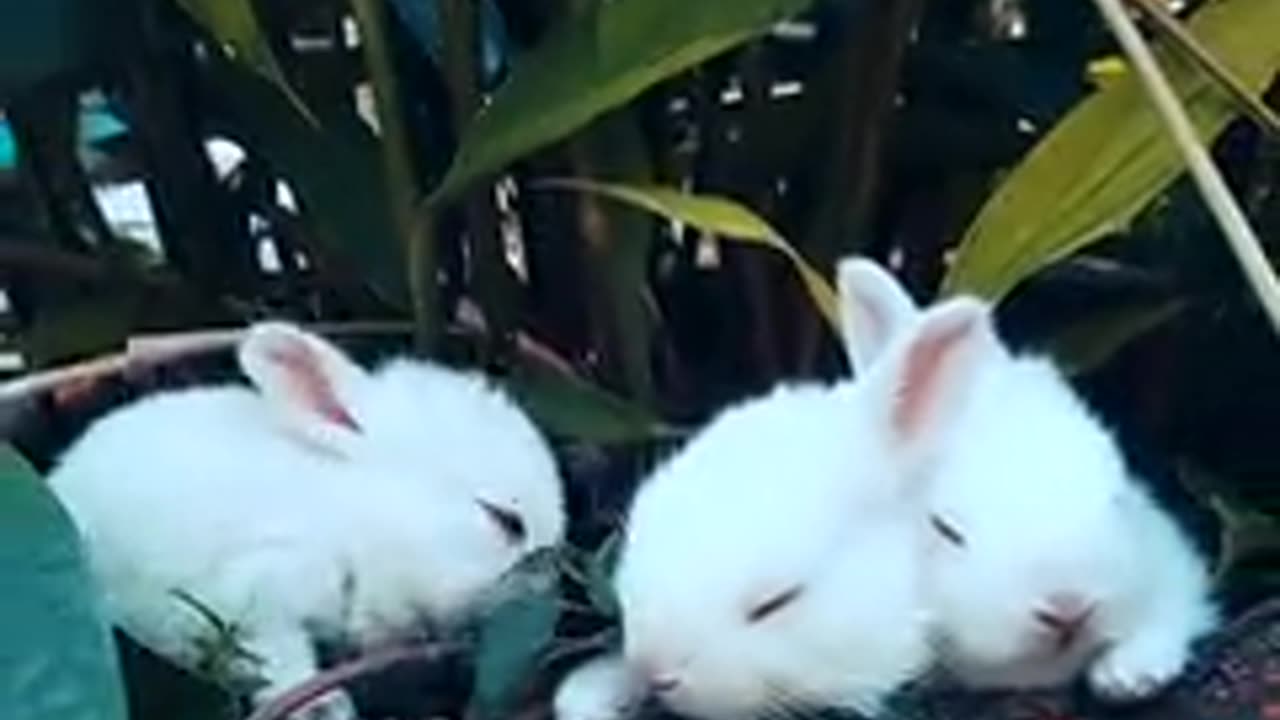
[930,514,967,547]
[746,585,804,624]
[478,500,526,543]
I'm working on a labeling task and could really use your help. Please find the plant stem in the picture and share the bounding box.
[440,0,516,365]
[1090,0,1280,336]
[244,642,460,720]
[1126,0,1280,139]
[349,0,439,352]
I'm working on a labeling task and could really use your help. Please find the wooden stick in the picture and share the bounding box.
[1126,0,1280,139]
[1090,0,1280,336]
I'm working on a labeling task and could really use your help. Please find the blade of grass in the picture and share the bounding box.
[532,178,839,330]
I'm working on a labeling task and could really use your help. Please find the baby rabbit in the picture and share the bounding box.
[557,297,999,720]
[47,322,566,720]
[836,257,1218,701]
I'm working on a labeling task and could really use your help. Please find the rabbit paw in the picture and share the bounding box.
[554,655,644,720]
[1088,635,1188,701]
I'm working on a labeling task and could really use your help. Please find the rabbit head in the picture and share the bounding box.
[238,322,566,620]
[611,298,996,720]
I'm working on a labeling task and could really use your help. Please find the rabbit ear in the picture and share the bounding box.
[836,256,918,376]
[238,322,370,453]
[865,297,998,471]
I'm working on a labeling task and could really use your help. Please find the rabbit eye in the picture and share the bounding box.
[746,585,804,624]
[478,500,526,543]
[930,514,967,547]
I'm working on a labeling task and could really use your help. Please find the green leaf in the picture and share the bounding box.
[506,361,675,446]
[205,58,408,308]
[429,0,816,204]
[20,293,139,368]
[534,178,840,330]
[0,444,129,720]
[174,0,317,126]
[467,549,561,720]
[586,530,623,619]
[1039,298,1186,375]
[942,0,1280,300]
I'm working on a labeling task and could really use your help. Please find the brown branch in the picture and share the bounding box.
[0,310,580,404]
[243,642,459,720]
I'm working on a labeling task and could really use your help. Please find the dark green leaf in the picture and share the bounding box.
[20,293,139,367]
[0,444,129,720]
[586,530,623,618]
[505,362,674,446]
[1040,298,1186,375]
[205,58,408,308]
[174,0,316,125]
[430,0,817,204]
[467,549,561,720]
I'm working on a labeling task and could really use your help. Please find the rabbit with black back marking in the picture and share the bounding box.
[47,322,566,720]
[837,256,1218,701]
[556,297,999,720]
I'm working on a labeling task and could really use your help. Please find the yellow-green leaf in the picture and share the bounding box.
[943,0,1280,300]
[428,0,815,206]
[175,0,316,126]
[535,178,839,330]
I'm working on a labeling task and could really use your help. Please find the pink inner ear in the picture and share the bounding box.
[267,344,362,432]
[859,293,886,355]
[892,318,973,440]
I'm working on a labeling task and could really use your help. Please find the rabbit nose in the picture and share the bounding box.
[633,657,682,694]
[649,674,681,694]
[1033,593,1094,641]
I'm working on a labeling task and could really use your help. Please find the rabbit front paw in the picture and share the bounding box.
[1087,633,1189,701]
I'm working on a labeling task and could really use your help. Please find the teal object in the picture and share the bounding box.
[0,105,126,170]
[0,120,14,169]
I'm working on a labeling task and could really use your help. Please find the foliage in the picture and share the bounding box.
[0,0,1279,717]
[0,444,128,720]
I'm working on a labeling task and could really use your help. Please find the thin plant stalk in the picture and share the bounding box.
[1126,0,1280,138]
[349,0,439,352]
[1090,0,1280,336]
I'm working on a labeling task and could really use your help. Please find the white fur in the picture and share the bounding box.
[46,322,565,719]
[836,256,1218,700]
[553,653,646,720]
[602,300,994,720]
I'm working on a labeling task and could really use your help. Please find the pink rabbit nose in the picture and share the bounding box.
[649,674,681,694]
[1033,592,1095,648]
[633,657,682,694]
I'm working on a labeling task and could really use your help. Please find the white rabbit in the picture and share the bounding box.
[555,296,998,720]
[836,256,1218,701]
[46,322,566,720]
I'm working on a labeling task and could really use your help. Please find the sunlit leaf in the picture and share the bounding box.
[174,0,316,126]
[534,178,839,330]
[0,444,129,720]
[429,0,816,205]
[943,0,1280,300]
